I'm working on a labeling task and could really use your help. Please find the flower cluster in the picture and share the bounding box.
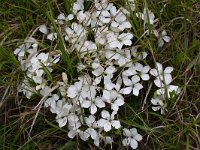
[14,0,180,149]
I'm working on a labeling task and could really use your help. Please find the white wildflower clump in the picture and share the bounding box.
[13,0,180,149]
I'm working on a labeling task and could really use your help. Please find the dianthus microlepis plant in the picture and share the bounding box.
[14,0,180,149]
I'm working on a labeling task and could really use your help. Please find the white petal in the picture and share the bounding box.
[120,87,132,95]
[158,39,164,47]
[62,72,68,83]
[57,117,68,127]
[115,76,122,91]
[123,128,131,137]
[105,66,116,74]
[124,21,132,28]
[111,120,121,129]
[39,24,48,34]
[90,104,97,114]
[67,14,74,20]
[163,74,172,85]
[122,67,137,76]
[101,110,110,119]
[150,69,158,76]
[117,42,123,49]
[164,67,173,74]
[123,76,132,86]
[168,85,181,94]
[115,97,124,106]
[104,136,113,145]
[53,94,59,100]
[103,90,111,100]
[154,78,163,87]
[94,76,102,85]
[68,130,77,138]
[95,97,105,108]
[163,36,170,42]
[132,88,139,96]
[156,63,163,71]
[33,76,43,84]
[134,62,143,71]
[123,40,132,46]
[85,115,95,125]
[134,134,143,141]
[109,41,119,48]
[130,128,138,135]
[135,83,143,90]
[104,81,115,90]
[79,131,89,141]
[67,85,77,98]
[130,139,138,149]
[152,106,161,111]
[47,33,57,41]
[111,21,118,28]
[151,98,160,105]
[98,119,107,127]
[111,103,119,111]
[57,13,66,20]
[89,128,97,140]
[131,75,140,84]
[162,30,167,36]
[81,100,91,108]
[142,66,150,73]
[122,138,130,146]
[104,122,112,132]
[141,74,150,80]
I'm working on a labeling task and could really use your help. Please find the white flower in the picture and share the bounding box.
[98,110,121,132]
[102,90,124,111]
[157,85,181,98]
[19,79,36,99]
[33,69,44,84]
[120,75,143,96]
[68,128,90,141]
[96,2,116,25]
[56,103,73,127]
[131,47,148,60]
[122,64,137,77]
[81,96,105,114]
[151,95,166,114]
[111,12,131,32]
[122,128,143,149]
[134,62,150,81]
[103,136,113,145]
[40,86,52,96]
[150,62,173,87]
[65,23,86,44]
[57,13,66,20]
[158,30,171,47]
[92,62,116,87]
[80,41,97,56]
[56,13,74,24]
[77,11,91,26]
[84,115,98,140]
[151,85,180,114]
[47,33,57,41]
[95,26,109,45]
[107,32,133,49]
[140,8,156,25]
